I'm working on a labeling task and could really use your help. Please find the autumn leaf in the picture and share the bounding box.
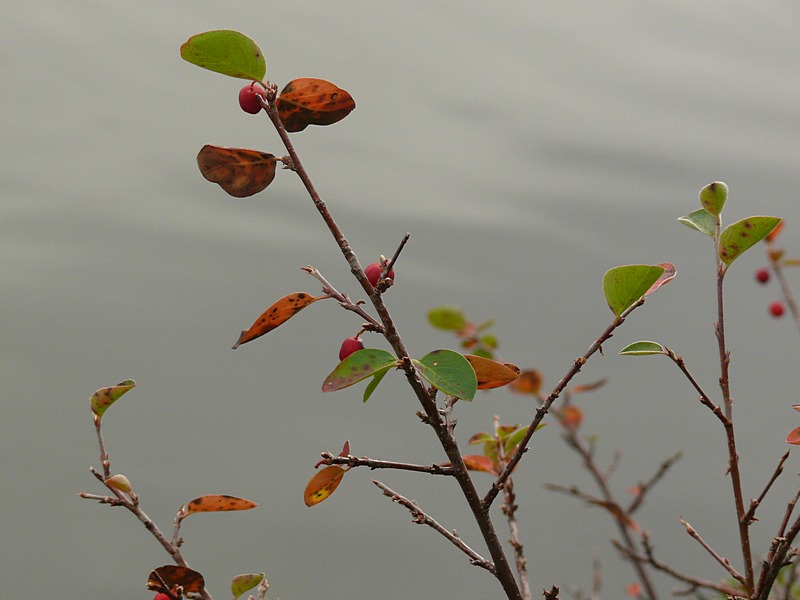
[464,354,520,389]
[185,494,258,515]
[304,466,347,507]
[147,565,205,594]
[277,78,356,132]
[233,292,322,348]
[509,370,543,395]
[90,379,136,422]
[461,455,498,474]
[197,145,277,198]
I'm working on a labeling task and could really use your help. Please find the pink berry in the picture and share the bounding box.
[238,83,266,114]
[770,301,785,318]
[365,262,395,288]
[755,268,770,284]
[339,336,364,361]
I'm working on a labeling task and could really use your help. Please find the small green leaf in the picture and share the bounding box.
[678,208,717,237]
[363,367,390,403]
[504,426,530,455]
[413,349,477,401]
[90,379,136,421]
[180,30,266,80]
[231,573,264,600]
[719,217,782,267]
[322,349,398,393]
[602,265,665,318]
[427,306,468,330]
[699,181,728,216]
[619,341,666,356]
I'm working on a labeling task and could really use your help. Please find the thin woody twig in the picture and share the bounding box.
[385,233,410,275]
[319,453,456,476]
[743,451,789,525]
[301,266,383,331]
[627,451,683,515]
[371,479,494,573]
[679,517,745,585]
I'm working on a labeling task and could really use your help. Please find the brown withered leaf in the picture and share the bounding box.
[277,78,356,132]
[147,565,205,594]
[233,292,323,348]
[185,494,258,515]
[510,369,543,395]
[197,145,277,197]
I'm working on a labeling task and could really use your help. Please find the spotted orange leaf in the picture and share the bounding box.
[786,426,800,445]
[233,292,322,348]
[147,565,205,594]
[277,78,355,132]
[304,465,347,507]
[185,494,258,515]
[464,354,520,389]
[197,144,277,197]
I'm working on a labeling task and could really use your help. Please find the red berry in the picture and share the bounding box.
[153,594,172,600]
[339,336,364,361]
[238,83,266,114]
[755,268,770,284]
[769,301,785,318]
[364,262,395,288]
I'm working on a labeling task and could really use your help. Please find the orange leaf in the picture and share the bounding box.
[147,565,205,594]
[462,454,498,474]
[197,145,277,198]
[464,354,521,389]
[571,378,607,394]
[233,292,322,348]
[304,466,347,507]
[510,370,542,395]
[766,219,784,243]
[186,494,258,515]
[560,405,583,429]
[277,78,356,132]
[626,582,642,598]
[786,426,800,445]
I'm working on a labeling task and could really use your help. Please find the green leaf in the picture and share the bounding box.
[619,341,666,356]
[180,30,266,80]
[231,573,264,600]
[719,216,782,267]
[322,349,398,393]
[413,349,477,401]
[678,208,717,237]
[504,426,530,455]
[602,265,665,318]
[363,367,390,403]
[427,306,468,330]
[699,181,728,216]
[90,380,136,421]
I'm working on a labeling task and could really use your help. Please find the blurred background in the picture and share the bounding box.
[3,2,800,598]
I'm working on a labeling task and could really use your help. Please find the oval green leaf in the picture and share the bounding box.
[602,265,665,318]
[180,30,266,80]
[619,341,666,356]
[231,573,264,600]
[699,181,728,216]
[678,208,717,237]
[719,216,782,267]
[90,379,136,421]
[322,349,398,393]
[413,349,477,401]
[427,306,468,330]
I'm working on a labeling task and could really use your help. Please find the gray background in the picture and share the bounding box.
[4,2,800,598]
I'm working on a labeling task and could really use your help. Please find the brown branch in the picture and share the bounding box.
[372,479,494,572]
[626,451,683,515]
[743,451,789,526]
[679,517,745,585]
[542,585,560,600]
[318,453,456,476]
[301,266,383,331]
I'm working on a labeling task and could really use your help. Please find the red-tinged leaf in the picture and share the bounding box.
[560,405,583,430]
[766,219,784,243]
[570,378,607,394]
[186,494,258,515]
[644,262,676,297]
[468,432,493,445]
[304,466,346,506]
[197,145,277,198]
[509,370,542,395]
[233,292,322,348]
[786,426,800,445]
[464,354,521,390]
[277,78,356,132]
[462,455,498,475]
[626,582,642,598]
[338,440,351,456]
[147,565,205,594]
